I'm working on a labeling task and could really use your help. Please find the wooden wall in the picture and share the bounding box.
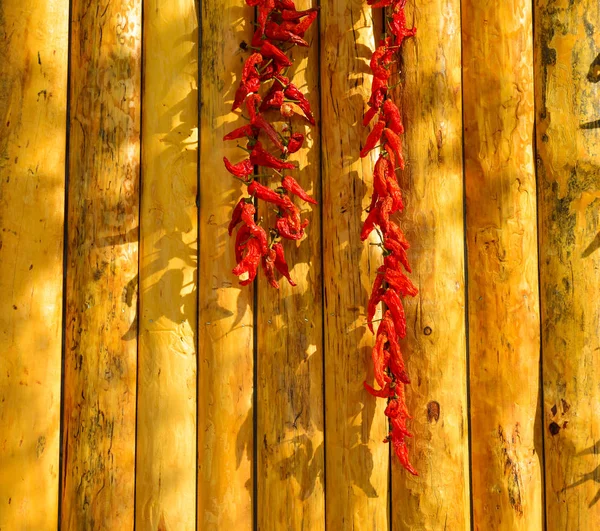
[1,0,599,529]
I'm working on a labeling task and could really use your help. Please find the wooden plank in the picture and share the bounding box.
[197,1,254,529]
[136,1,198,529]
[256,1,324,529]
[535,2,600,528]
[0,1,68,528]
[462,0,544,528]
[61,1,141,528]
[320,2,389,529]
[390,1,470,529]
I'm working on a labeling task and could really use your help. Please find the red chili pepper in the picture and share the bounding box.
[280,10,318,37]
[265,21,309,47]
[382,288,407,339]
[389,10,416,47]
[386,400,412,438]
[232,237,262,286]
[250,141,296,170]
[260,89,285,112]
[368,87,387,111]
[261,248,279,289]
[383,99,404,134]
[223,124,258,141]
[378,195,393,233]
[223,157,253,178]
[257,0,276,35]
[286,132,304,154]
[232,77,261,111]
[360,120,386,158]
[370,44,393,80]
[384,238,411,273]
[276,215,307,240]
[281,175,317,205]
[235,224,252,263]
[383,128,405,170]
[247,180,286,207]
[246,96,286,152]
[363,106,380,127]
[259,40,292,67]
[386,221,410,248]
[283,82,315,124]
[386,172,405,213]
[240,202,269,255]
[272,242,296,286]
[391,436,418,476]
[384,269,418,298]
[366,266,385,333]
[373,156,390,198]
[241,53,263,82]
[229,198,248,235]
[372,332,391,388]
[360,202,381,241]
[363,380,394,398]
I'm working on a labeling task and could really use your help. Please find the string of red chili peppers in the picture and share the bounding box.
[224,0,318,288]
[361,0,418,475]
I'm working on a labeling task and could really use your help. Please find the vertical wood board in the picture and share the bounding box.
[535,1,600,528]
[391,1,470,529]
[136,0,198,529]
[256,0,325,529]
[198,1,254,529]
[0,1,68,529]
[462,0,544,529]
[321,2,389,529]
[61,0,142,528]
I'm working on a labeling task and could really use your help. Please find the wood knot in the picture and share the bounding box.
[427,401,440,423]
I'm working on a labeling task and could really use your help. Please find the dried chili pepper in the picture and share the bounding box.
[226,0,317,289]
[285,132,304,153]
[360,120,386,158]
[273,242,296,286]
[281,175,317,204]
[223,157,253,179]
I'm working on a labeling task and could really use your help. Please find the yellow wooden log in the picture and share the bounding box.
[256,1,324,529]
[462,0,544,528]
[320,2,389,528]
[198,1,254,529]
[0,2,68,528]
[61,1,141,528]
[535,1,600,527]
[136,1,198,529]
[390,1,470,528]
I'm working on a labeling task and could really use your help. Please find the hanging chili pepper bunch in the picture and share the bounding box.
[361,0,418,475]
[224,0,318,288]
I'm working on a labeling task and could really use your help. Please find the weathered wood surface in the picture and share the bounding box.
[136,0,198,529]
[320,2,389,529]
[61,1,141,528]
[462,0,544,529]
[256,1,325,529]
[535,1,600,528]
[198,1,254,529]
[0,1,68,529]
[391,1,470,529]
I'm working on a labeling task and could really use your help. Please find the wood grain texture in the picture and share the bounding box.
[256,1,324,529]
[535,1,600,528]
[198,1,254,529]
[0,1,68,528]
[61,1,141,528]
[462,0,544,529]
[390,1,470,529]
[320,2,389,529]
[136,1,198,529]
